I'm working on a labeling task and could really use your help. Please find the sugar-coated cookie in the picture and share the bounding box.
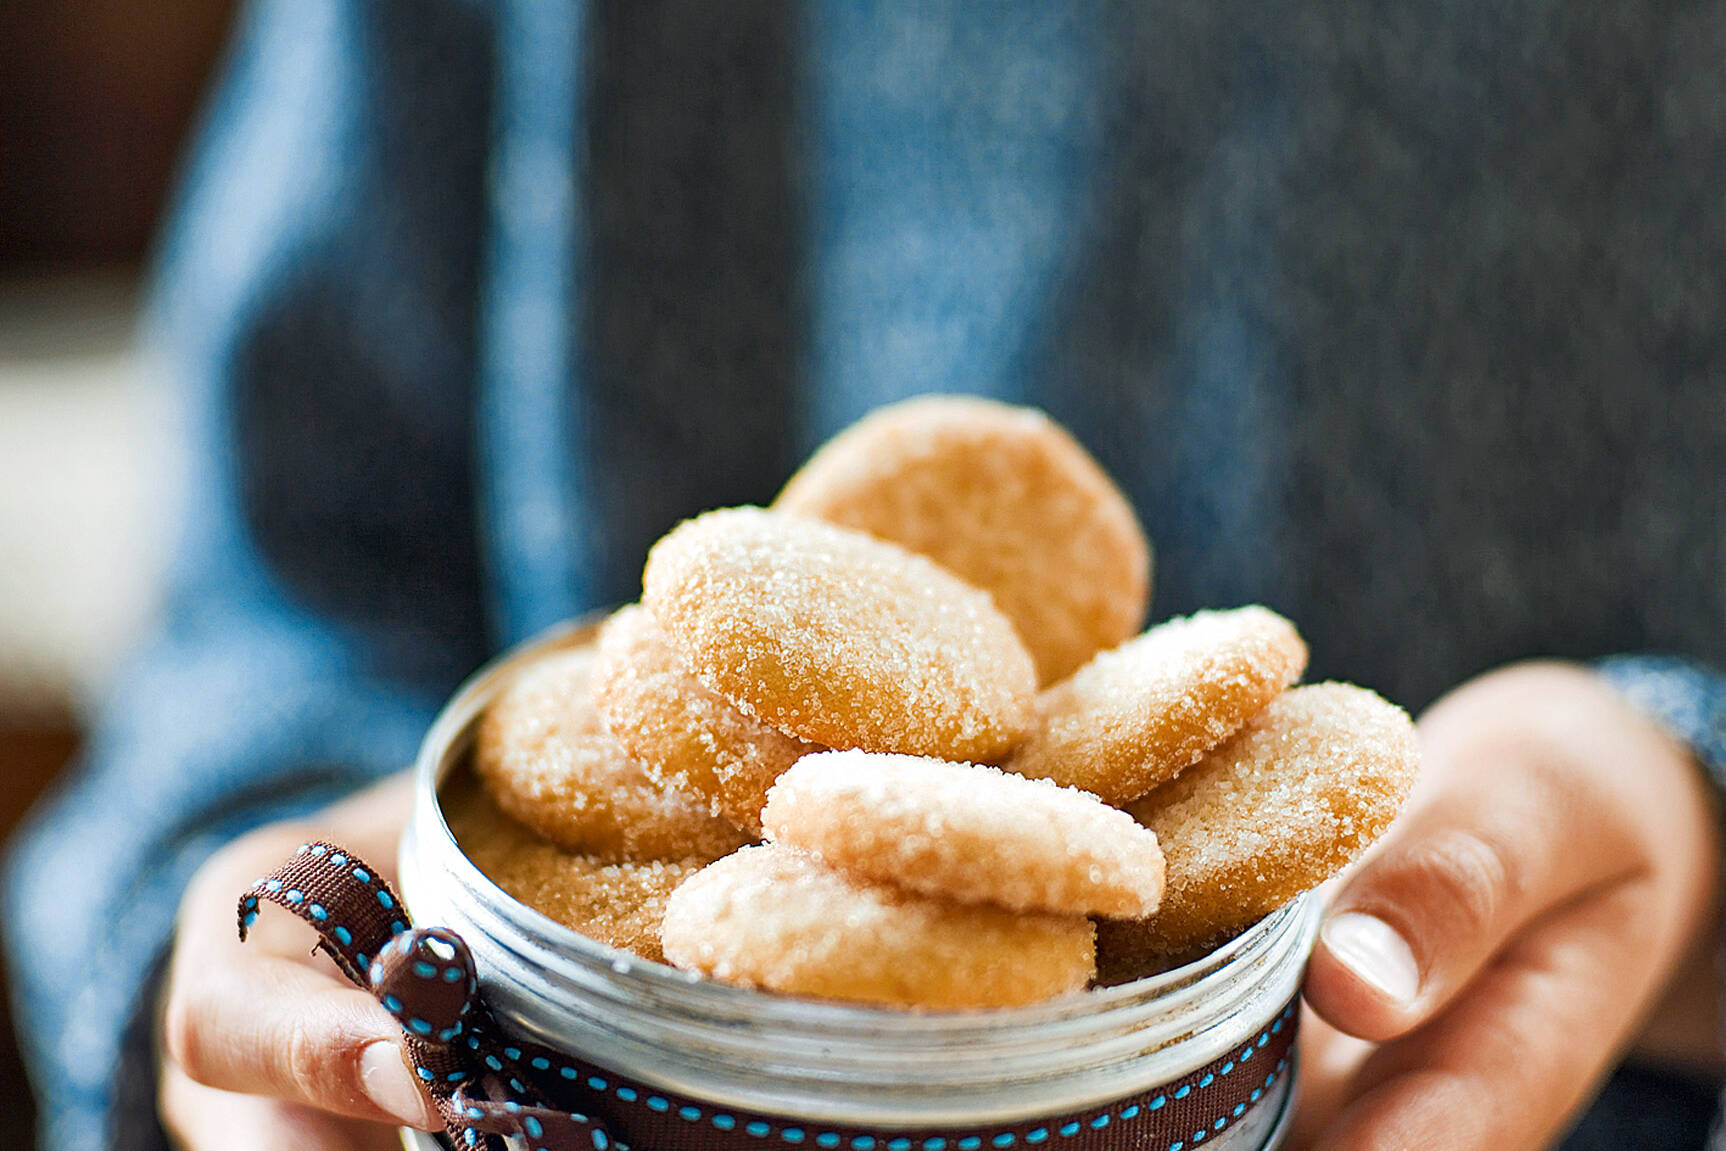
[593,604,818,835]
[775,395,1151,685]
[660,844,1096,1008]
[1096,684,1418,980]
[642,507,1037,762]
[444,773,704,965]
[762,751,1164,918]
[1005,607,1307,805]
[474,646,752,862]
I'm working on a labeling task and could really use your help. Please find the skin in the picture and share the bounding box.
[1293,662,1721,1150]
[157,662,1721,1150]
[157,774,438,1150]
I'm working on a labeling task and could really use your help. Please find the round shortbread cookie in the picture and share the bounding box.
[661,844,1097,1009]
[444,773,703,965]
[1004,606,1308,806]
[776,395,1152,685]
[474,646,753,863]
[642,507,1037,762]
[1096,683,1419,981]
[761,751,1164,918]
[594,604,819,835]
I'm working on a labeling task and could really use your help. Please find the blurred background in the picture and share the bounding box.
[0,1,237,1140]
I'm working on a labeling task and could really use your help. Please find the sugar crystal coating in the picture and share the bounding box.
[445,772,705,965]
[775,395,1151,685]
[593,604,819,835]
[474,645,752,862]
[661,844,1096,1008]
[448,400,1410,1000]
[763,751,1164,918]
[1005,606,1308,805]
[643,506,1037,762]
[1096,683,1419,980]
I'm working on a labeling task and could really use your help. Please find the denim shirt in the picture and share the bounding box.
[7,0,1726,1146]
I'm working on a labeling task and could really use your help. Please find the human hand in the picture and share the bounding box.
[157,772,441,1150]
[1291,662,1721,1150]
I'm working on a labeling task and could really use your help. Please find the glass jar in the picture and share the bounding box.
[397,624,1320,1151]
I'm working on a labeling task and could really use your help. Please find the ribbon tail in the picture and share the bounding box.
[449,1083,619,1151]
[236,840,408,982]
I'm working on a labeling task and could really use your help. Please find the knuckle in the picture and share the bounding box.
[160,984,212,1084]
[285,1009,334,1103]
[284,996,372,1113]
[1396,826,1520,939]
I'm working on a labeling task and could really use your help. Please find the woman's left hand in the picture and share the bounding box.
[1291,662,1720,1150]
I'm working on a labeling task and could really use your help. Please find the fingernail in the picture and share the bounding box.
[361,1041,435,1129]
[1321,912,1421,1005]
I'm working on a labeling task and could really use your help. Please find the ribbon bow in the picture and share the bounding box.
[239,841,613,1150]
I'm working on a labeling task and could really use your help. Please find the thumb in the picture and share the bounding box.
[1301,713,1638,1043]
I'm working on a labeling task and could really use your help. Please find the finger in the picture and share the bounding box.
[1285,1009,1373,1151]
[161,1059,404,1151]
[1303,713,1644,1040]
[161,950,442,1131]
[1312,879,1660,1151]
[161,772,440,1130]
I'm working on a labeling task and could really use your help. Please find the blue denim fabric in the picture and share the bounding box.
[8,0,1726,1146]
[1600,656,1726,787]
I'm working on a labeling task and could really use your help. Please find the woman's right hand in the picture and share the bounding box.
[156,772,442,1150]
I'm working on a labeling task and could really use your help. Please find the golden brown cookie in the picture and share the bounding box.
[776,395,1151,685]
[443,773,704,964]
[642,506,1037,762]
[593,604,819,835]
[1004,606,1308,805]
[473,646,753,862]
[1096,683,1419,980]
[660,844,1096,1008]
[761,751,1164,918]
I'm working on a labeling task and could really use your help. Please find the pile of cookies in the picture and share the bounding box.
[458,396,1419,1007]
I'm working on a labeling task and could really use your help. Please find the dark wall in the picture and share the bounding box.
[0,0,237,270]
[0,727,82,1149]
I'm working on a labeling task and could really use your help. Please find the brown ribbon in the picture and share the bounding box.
[239,842,1298,1151]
